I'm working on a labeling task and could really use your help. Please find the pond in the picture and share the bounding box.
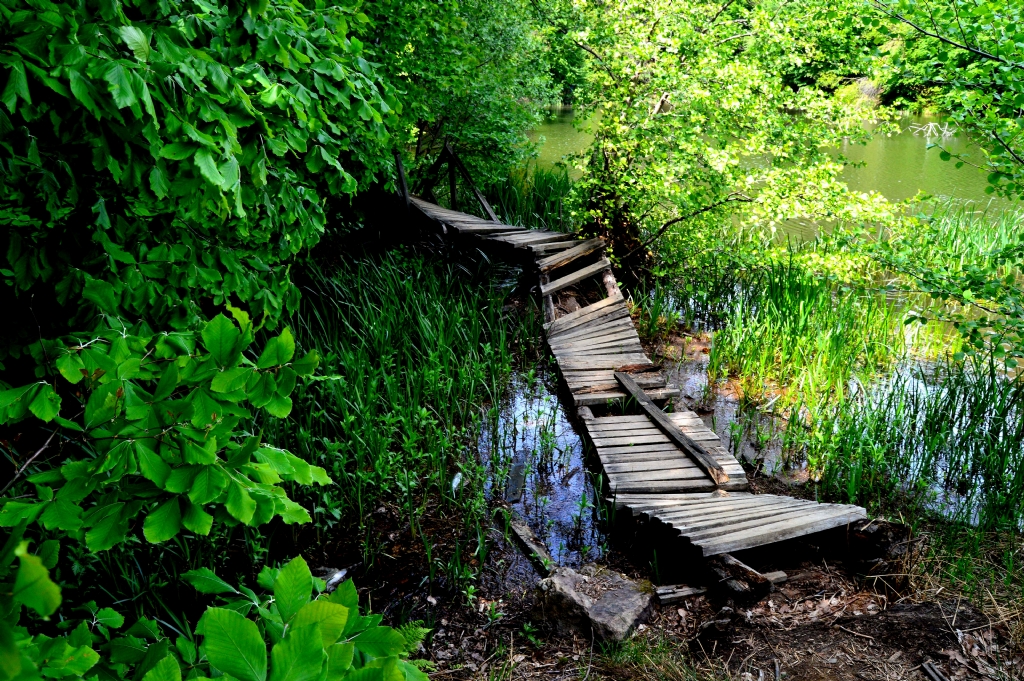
[529,108,1013,210]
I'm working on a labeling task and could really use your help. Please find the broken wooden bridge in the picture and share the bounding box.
[400,147,866,574]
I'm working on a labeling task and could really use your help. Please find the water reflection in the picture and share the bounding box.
[479,369,606,568]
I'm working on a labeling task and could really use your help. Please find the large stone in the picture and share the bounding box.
[533,564,653,642]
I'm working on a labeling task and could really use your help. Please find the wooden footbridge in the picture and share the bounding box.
[400,148,865,566]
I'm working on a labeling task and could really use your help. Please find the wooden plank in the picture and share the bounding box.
[540,257,612,297]
[571,378,668,395]
[593,413,703,425]
[548,302,629,339]
[695,508,867,556]
[574,386,680,406]
[554,338,645,354]
[621,495,759,513]
[659,499,808,527]
[628,495,764,515]
[656,585,707,604]
[493,233,570,248]
[549,314,634,343]
[587,419,705,433]
[550,330,641,353]
[550,323,640,347]
[545,296,623,333]
[615,372,727,485]
[614,492,750,503]
[537,238,605,272]
[611,479,749,493]
[530,240,579,254]
[683,503,854,540]
[556,354,653,370]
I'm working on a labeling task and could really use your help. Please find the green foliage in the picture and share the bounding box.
[0,552,428,681]
[872,1,1024,197]
[377,0,555,183]
[262,254,533,582]
[835,201,1024,367]
[707,259,904,409]
[0,0,399,347]
[539,0,895,268]
[0,313,329,551]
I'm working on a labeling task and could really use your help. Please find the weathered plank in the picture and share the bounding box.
[614,372,727,485]
[537,238,605,272]
[540,257,612,297]
[694,507,867,556]
[530,240,580,254]
[575,385,681,406]
[556,354,653,370]
[545,296,624,333]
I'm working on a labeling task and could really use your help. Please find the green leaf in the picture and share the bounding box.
[257,328,296,368]
[264,394,293,418]
[103,62,137,108]
[202,608,267,681]
[226,482,256,524]
[159,143,198,160]
[119,26,151,62]
[143,498,181,543]
[213,367,252,393]
[325,643,355,681]
[203,314,241,367]
[291,351,319,377]
[13,542,61,616]
[96,608,126,629]
[273,556,312,623]
[182,568,238,594]
[195,149,225,187]
[182,501,214,536]
[292,601,349,645]
[28,384,60,422]
[268,624,323,681]
[56,352,86,384]
[83,277,119,313]
[137,442,171,487]
[353,627,406,657]
[2,62,29,112]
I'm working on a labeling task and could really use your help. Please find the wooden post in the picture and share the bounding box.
[614,371,728,485]
[602,268,623,301]
[393,150,410,211]
[448,160,458,211]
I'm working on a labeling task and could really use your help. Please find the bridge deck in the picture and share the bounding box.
[409,194,866,558]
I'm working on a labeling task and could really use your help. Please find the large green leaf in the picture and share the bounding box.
[273,556,312,623]
[12,543,61,616]
[182,568,238,594]
[268,624,323,681]
[352,628,406,658]
[257,328,295,368]
[202,315,241,367]
[203,608,267,681]
[291,601,348,645]
[141,656,180,681]
[143,499,181,543]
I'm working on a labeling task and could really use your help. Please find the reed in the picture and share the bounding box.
[707,258,905,409]
[261,252,539,586]
[487,165,576,231]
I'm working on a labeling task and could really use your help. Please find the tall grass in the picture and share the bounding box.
[800,354,1024,531]
[707,259,904,408]
[262,252,539,587]
[488,165,575,231]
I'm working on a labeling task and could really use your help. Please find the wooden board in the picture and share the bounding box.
[540,257,612,296]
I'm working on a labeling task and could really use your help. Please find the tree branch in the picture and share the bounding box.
[872,1,1009,64]
[0,430,57,496]
[624,194,752,258]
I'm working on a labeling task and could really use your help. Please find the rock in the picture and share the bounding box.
[533,564,653,642]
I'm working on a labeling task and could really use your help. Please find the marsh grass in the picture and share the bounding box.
[261,252,541,587]
[707,258,904,409]
[488,165,575,231]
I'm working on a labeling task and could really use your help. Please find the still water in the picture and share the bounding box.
[529,109,1012,208]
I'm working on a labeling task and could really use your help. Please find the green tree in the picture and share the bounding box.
[541,0,893,274]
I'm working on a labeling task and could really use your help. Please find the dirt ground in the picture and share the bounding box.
[391,534,1022,681]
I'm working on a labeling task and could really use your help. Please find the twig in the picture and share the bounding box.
[837,625,875,641]
[0,430,57,496]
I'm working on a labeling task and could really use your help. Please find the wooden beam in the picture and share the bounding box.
[539,257,611,296]
[613,372,728,485]
[537,238,605,272]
